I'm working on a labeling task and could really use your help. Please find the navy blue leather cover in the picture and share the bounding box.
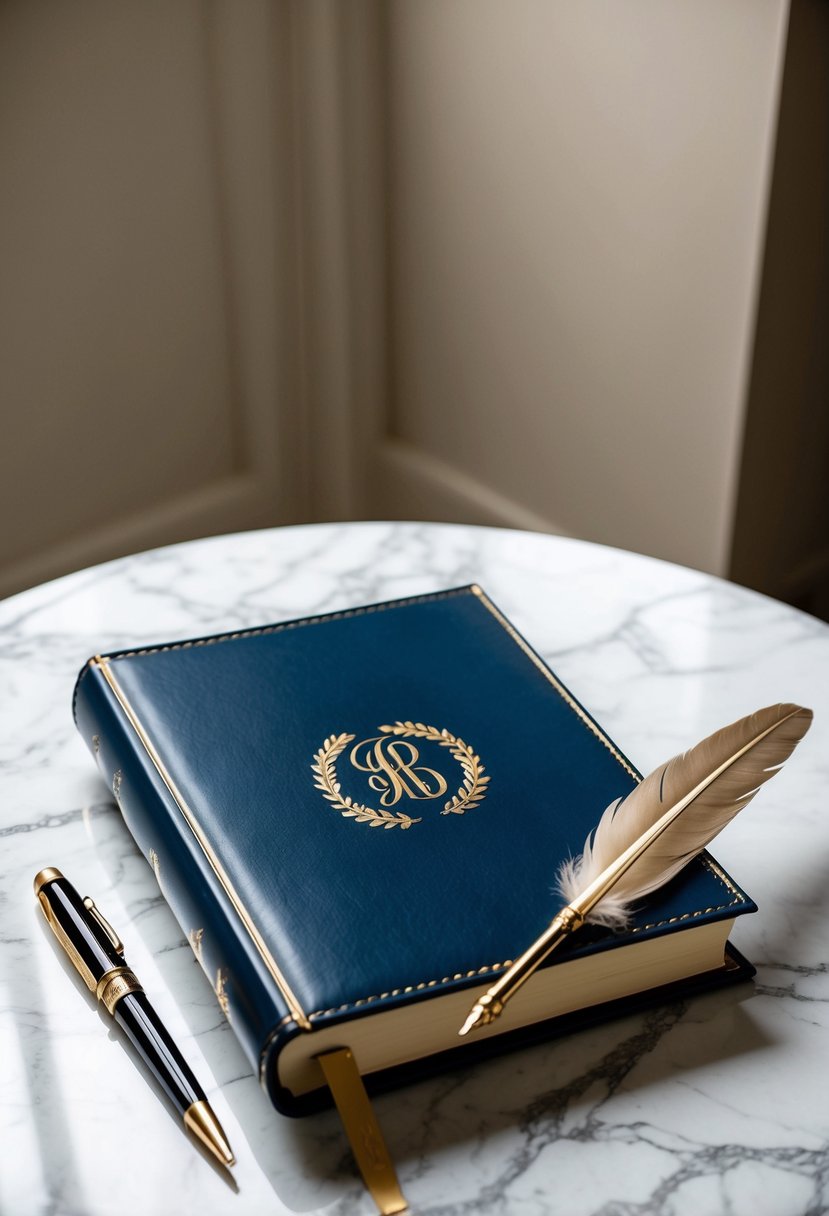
[73,586,755,1114]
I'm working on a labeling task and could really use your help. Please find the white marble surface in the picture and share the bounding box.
[2,522,829,1216]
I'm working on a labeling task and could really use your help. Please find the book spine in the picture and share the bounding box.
[73,661,295,1089]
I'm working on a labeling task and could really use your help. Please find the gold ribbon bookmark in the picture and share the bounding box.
[317,1048,409,1215]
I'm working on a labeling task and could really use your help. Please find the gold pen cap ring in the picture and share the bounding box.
[33,867,64,896]
[97,966,143,1014]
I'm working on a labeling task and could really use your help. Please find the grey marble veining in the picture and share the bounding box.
[2,522,828,1215]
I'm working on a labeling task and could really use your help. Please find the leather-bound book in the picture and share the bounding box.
[73,586,755,1117]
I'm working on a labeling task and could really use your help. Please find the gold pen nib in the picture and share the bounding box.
[458,993,501,1037]
[458,1007,483,1037]
[183,1099,236,1169]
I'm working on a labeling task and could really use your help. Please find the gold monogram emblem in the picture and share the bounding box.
[349,736,448,806]
[312,721,489,831]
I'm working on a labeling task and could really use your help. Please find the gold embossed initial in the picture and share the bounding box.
[312,721,489,831]
[349,737,448,806]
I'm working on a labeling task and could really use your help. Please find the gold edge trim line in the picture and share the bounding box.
[97,588,464,663]
[92,656,311,1032]
[471,585,640,782]
[471,588,734,904]
[470,587,733,898]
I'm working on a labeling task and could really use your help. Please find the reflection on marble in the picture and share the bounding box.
[2,522,829,1215]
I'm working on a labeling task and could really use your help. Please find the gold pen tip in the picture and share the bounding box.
[459,992,504,1037]
[458,1005,484,1037]
[183,1100,235,1169]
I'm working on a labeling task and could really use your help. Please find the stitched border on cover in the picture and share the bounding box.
[76,584,748,1033]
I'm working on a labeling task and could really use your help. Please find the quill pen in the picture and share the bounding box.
[459,702,812,1036]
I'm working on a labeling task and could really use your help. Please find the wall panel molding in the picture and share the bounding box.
[3,2,822,613]
[289,0,388,522]
[371,438,565,534]
[0,0,307,600]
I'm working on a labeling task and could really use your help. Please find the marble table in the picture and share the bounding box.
[2,522,829,1216]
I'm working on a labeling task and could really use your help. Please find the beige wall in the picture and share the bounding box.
[0,1,305,599]
[378,0,790,575]
[3,1,825,604]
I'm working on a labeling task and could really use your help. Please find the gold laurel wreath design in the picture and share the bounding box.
[312,733,422,829]
[378,721,489,815]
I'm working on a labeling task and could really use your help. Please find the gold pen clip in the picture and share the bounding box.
[83,896,124,955]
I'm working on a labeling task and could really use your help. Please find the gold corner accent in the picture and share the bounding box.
[317,1048,409,1216]
[214,969,230,1018]
[94,657,311,1031]
[112,769,123,798]
[189,927,204,963]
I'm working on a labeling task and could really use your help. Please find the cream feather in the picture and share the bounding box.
[557,703,813,930]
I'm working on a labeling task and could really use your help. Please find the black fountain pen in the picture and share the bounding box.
[34,867,235,1170]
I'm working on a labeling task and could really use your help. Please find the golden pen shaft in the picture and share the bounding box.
[459,791,705,1034]
[458,905,583,1035]
[460,704,812,1038]
[492,905,583,1005]
[458,790,696,1035]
